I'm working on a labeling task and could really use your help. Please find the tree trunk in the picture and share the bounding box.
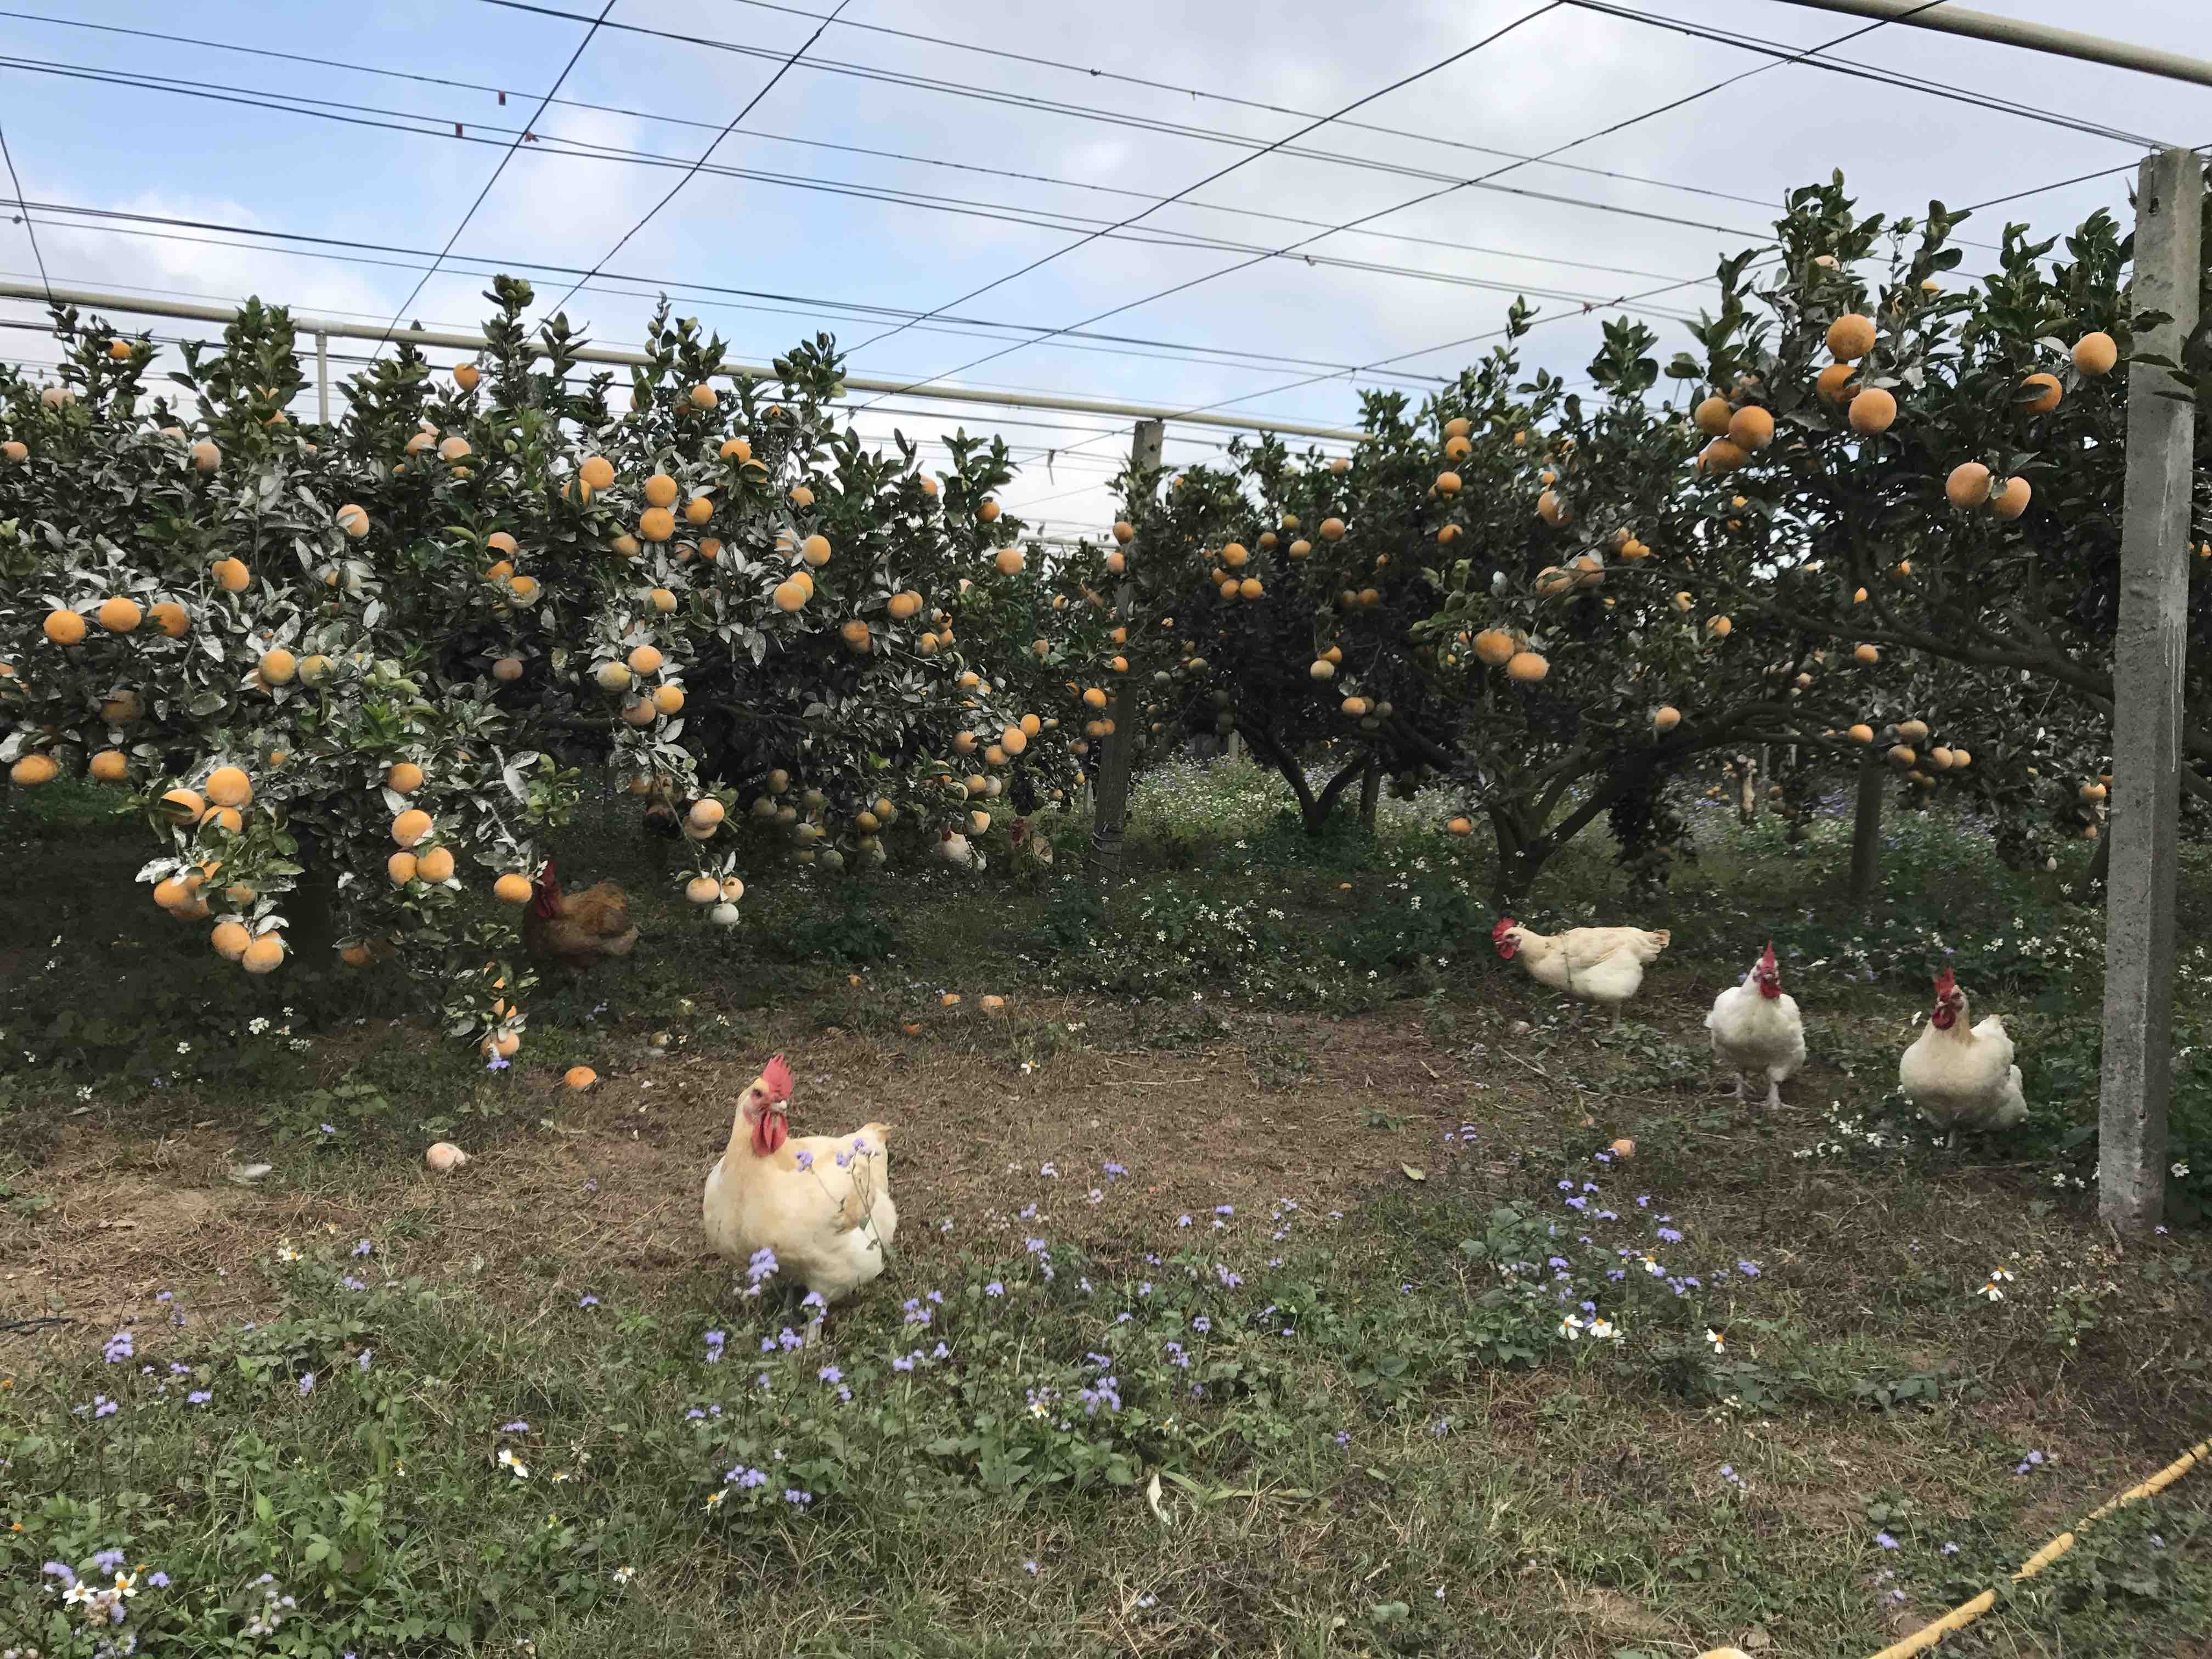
[287,826,341,967]
[1358,757,1381,832]
[1849,750,1884,907]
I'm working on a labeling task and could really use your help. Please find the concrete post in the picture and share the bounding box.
[1089,417,1163,878]
[2099,146,2201,1238]
[315,331,329,426]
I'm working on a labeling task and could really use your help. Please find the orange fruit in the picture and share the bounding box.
[639,506,675,543]
[1310,658,1336,681]
[1445,816,1472,836]
[840,619,873,652]
[0,439,25,462]
[205,766,252,808]
[1693,395,1734,436]
[1848,723,1875,744]
[995,547,1025,575]
[1444,435,1472,461]
[387,761,424,794]
[772,579,808,612]
[1814,363,1858,404]
[690,383,717,410]
[1537,491,1568,526]
[1652,706,1681,731]
[1082,687,1108,709]
[1443,416,1471,438]
[1288,538,1312,558]
[1504,651,1549,683]
[579,455,615,490]
[454,362,480,391]
[698,538,722,562]
[1699,439,1747,474]
[2020,373,2062,414]
[201,804,243,834]
[1221,543,1249,568]
[802,534,832,567]
[888,591,922,620]
[417,846,456,883]
[1945,462,1991,508]
[1847,387,1897,434]
[213,557,251,593]
[1854,644,1880,664]
[1111,520,1135,544]
[88,749,129,782]
[653,685,685,715]
[2072,332,2117,376]
[241,934,285,975]
[565,1065,600,1092]
[9,753,58,786]
[97,596,143,633]
[1825,314,1877,360]
[257,649,296,686]
[1471,629,1516,667]
[484,559,515,582]
[642,472,679,509]
[1319,516,1346,541]
[689,798,725,831]
[1990,475,2032,519]
[1727,407,1774,450]
[486,531,518,558]
[211,919,251,962]
[159,787,205,822]
[789,483,816,509]
[493,872,534,904]
[493,657,524,682]
[1706,616,1733,637]
[387,850,419,884]
[685,495,714,525]
[336,504,371,537]
[191,439,221,472]
[1239,577,1263,600]
[628,644,664,675]
[42,609,86,645]
[978,500,1001,522]
[149,600,189,637]
[646,587,678,615]
[392,808,432,847]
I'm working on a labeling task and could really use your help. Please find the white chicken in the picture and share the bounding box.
[702,1054,898,1307]
[935,828,985,871]
[1493,917,1671,1024]
[1705,943,1806,1108]
[1899,967,2028,1146]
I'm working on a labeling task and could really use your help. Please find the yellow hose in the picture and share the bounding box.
[1699,1437,2211,1659]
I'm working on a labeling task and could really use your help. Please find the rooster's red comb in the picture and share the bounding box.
[1759,941,1778,973]
[760,1054,792,1101]
[1492,916,1517,941]
[1934,966,1958,996]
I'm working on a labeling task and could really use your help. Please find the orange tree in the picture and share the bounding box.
[1094,308,1901,904]
[1648,179,2211,864]
[0,283,1075,1049]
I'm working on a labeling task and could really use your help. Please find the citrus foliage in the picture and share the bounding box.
[0,282,1077,1044]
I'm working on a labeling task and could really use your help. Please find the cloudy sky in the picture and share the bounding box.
[0,0,2203,534]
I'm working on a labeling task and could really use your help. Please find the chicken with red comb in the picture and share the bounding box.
[1493,917,1669,1023]
[1706,941,1805,1108]
[703,1053,898,1307]
[1900,967,2027,1145]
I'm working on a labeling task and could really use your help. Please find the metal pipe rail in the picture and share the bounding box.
[0,279,1368,445]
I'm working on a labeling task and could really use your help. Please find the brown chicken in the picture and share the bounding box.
[523,859,639,970]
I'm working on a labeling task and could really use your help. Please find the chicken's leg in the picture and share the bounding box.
[1733,1074,1748,1103]
[1763,1077,1782,1110]
[1610,1003,1623,1029]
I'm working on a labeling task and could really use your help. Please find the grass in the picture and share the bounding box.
[3,760,2211,1656]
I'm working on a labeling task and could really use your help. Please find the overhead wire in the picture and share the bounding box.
[541,0,852,316]
[0,196,1482,395]
[1562,0,2164,149]
[372,0,617,357]
[978,1,1956,466]
[0,55,1719,319]
[837,2,1570,360]
[0,3,1845,249]
[0,117,47,300]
